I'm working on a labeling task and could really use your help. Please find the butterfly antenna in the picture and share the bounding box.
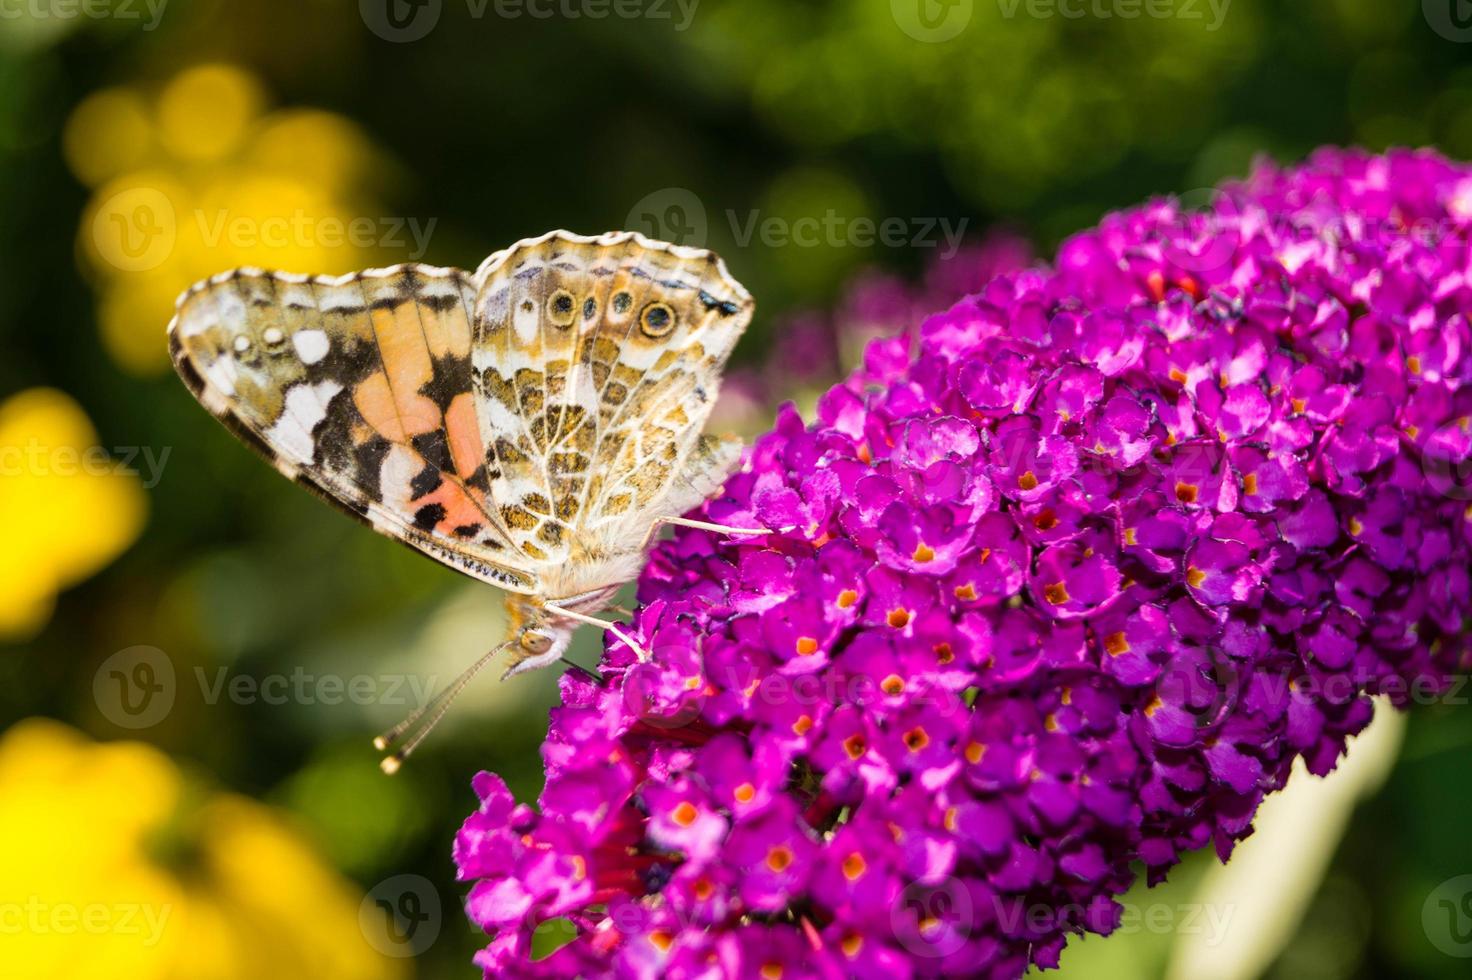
[375,639,514,774]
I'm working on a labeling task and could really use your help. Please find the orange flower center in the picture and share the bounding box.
[672,801,698,827]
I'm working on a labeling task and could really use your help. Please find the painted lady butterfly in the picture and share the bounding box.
[169,231,768,769]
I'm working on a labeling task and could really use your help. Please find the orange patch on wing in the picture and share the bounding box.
[445,392,483,478]
[371,305,442,437]
[418,478,486,531]
[353,372,407,443]
[421,298,472,360]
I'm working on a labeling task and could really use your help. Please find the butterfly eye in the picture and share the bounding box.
[612,291,633,315]
[547,289,576,327]
[640,301,676,338]
[520,631,552,654]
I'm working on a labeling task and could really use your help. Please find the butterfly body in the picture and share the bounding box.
[169,231,756,692]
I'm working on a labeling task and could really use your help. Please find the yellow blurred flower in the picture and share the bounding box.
[0,389,146,639]
[68,64,392,375]
[155,65,264,164]
[0,719,411,980]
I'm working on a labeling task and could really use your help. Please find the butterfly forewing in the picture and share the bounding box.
[168,265,537,593]
[169,231,754,603]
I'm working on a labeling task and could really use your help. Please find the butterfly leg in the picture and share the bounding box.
[544,604,649,661]
[642,515,783,550]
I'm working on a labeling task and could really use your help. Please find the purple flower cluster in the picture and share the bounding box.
[456,148,1472,978]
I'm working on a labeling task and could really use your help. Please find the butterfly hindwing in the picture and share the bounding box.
[471,232,754,564]
[168,265,537,593]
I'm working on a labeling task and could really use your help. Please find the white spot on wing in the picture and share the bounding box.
[293,329,330,365]
[265,381,341,463]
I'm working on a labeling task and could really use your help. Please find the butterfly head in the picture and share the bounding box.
[502,598,574,678]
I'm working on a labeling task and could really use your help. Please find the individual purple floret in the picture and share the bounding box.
[456,148,1472,979]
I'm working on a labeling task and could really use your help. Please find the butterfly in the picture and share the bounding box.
[168,230,771,770]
